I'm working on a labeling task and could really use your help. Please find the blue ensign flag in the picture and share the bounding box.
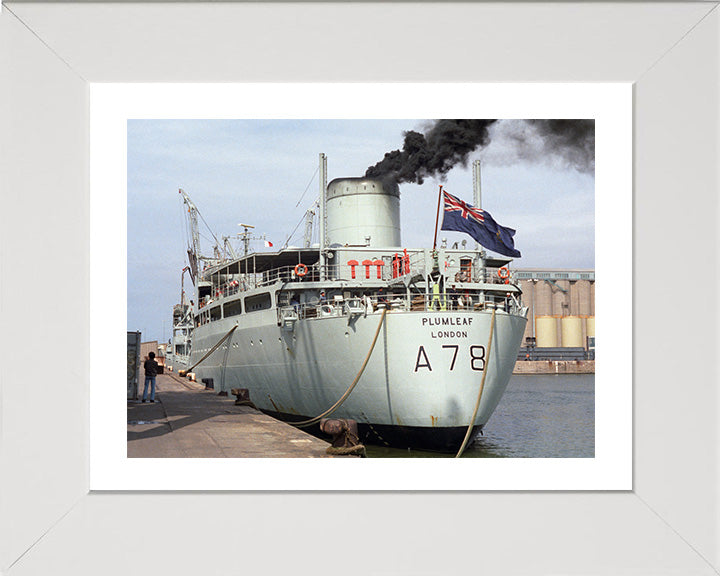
[440,191,521,258]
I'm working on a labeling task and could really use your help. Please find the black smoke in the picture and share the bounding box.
[365,120,497,184]
[523,120,595,174]
[365,119,594,183]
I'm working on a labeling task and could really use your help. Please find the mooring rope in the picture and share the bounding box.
[182,324,238,375]
[293,308,388,428]
[455,308,497,458]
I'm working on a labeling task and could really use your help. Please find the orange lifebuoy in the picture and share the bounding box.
[498,266,510,284]
[456,270,469,282]
[294,263,308,277]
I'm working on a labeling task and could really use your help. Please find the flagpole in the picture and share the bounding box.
[432,184,443,252]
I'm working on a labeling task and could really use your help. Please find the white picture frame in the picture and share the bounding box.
[2,2,718,574]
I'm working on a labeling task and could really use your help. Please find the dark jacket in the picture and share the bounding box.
[144,358,159,377]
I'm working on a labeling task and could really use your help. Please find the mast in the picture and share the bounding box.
[238,224,255,256]
[472,160,482,253]
[318,153,327,280]
[472,159,482,209]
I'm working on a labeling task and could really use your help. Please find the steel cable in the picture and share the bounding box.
[455,308,496,458]
[292,308,388,428]
[182,324,238,375]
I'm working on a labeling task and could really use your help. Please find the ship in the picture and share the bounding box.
[181,155,528,452]
[165,267,193,372]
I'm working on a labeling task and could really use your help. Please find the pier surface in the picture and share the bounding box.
[127,372,339,458]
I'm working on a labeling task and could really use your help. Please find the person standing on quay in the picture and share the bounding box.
[142,351,159,403]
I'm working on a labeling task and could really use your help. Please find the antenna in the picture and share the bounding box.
[238,223,255,256]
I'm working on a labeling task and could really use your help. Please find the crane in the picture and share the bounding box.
[303,208,315,248]
[222,236,237,260]
[180,266,191,306]
[178,188,201,283]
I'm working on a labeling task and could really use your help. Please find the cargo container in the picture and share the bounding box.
[127,331,141,400]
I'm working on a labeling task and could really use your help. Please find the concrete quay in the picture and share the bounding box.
[513,360,595,374]
[127,372,343,458]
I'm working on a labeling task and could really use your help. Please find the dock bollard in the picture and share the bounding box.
[230,388,256,408]
[319,418,366,457]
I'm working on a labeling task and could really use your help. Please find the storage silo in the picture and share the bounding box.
[520,279,536,341]
[535,279,553,316]
[577,279,592,316]
[326,177,401,248]
[568,281,579,315]
[535,316,558,348]
[586,316,595,338]
[552,280,570,317]
[561,316,583,348]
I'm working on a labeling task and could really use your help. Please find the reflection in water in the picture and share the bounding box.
[366,374,595,458]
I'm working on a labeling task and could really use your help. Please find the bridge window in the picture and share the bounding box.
[245,292,272,312]
[224,299,242,317]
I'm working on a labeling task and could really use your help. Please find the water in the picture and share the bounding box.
[366,374,595,458]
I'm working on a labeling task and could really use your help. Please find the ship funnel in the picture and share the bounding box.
[326,177,401,248]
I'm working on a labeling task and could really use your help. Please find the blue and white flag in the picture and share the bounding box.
[440,191,521,258]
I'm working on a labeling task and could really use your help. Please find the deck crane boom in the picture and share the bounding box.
[303,208,315,248]
[179,188,201,283]
[180,266,191,306]
[222,236,237,260]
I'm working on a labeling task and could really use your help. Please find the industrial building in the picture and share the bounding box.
[139,340,166,372]
[514,269,595,358]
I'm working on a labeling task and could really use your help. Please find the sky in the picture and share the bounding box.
[127,119,594,343]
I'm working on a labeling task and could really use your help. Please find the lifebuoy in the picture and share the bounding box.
[294,263,308,277]
[498,266,510,284]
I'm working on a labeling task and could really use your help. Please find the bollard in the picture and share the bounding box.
[319,418,365,457]
[230,388,256,408]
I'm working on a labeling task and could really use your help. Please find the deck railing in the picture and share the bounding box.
[276,290,521,325]
[202,260,515,304]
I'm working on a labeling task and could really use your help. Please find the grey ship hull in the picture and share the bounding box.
[189,306,526,451]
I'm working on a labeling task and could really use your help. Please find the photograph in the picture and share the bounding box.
[126,118,596,459]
